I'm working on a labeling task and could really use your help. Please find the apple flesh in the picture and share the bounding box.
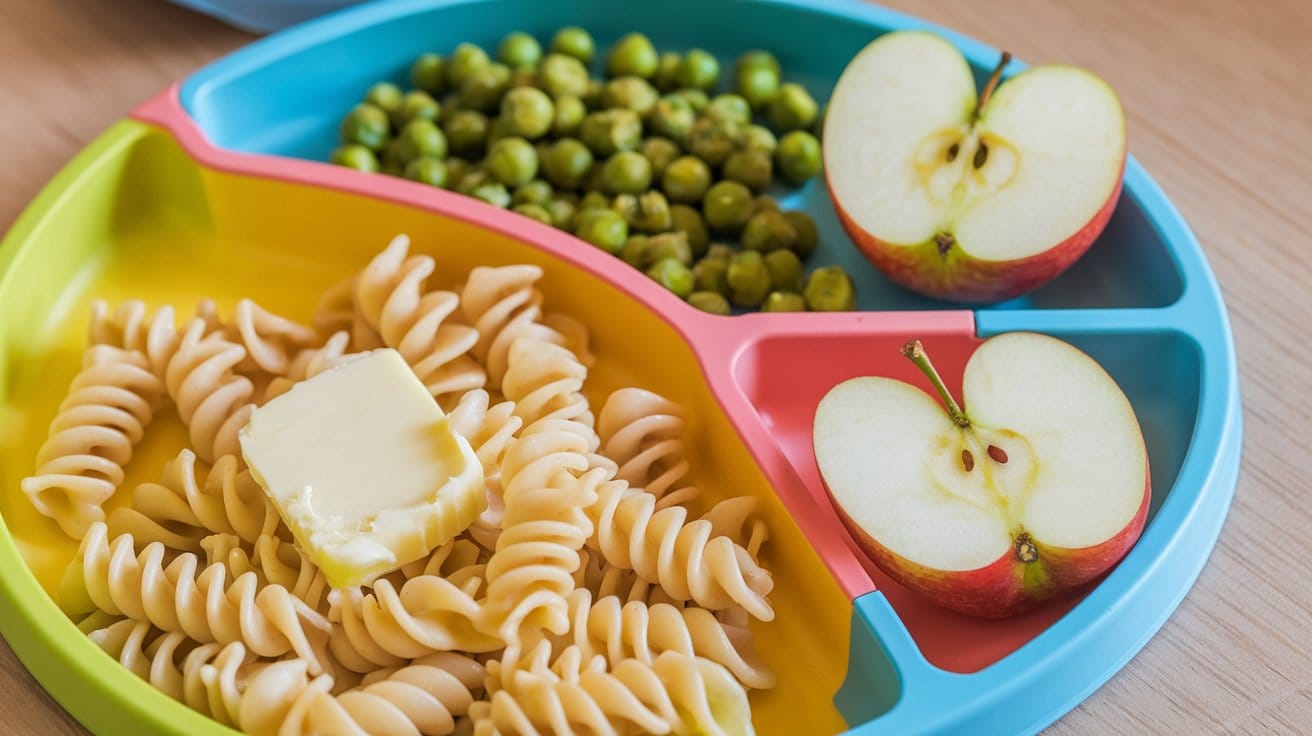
[823,31,1127,303]
[812,333,1149,617]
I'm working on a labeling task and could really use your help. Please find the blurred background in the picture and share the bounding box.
[0,0,1309,733]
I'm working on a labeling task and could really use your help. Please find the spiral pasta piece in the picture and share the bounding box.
[165,318,257,464]
[501,337,597,431]
[448,389,523,551]
[353,234,487,402]
[22,345,165,538]
[89,299,180,377]
[224,298,318,377]
[598,388,699,508]
[327,573,501,673]
[473,642,752,736]
[62,522,330,672]
[562,589,775,689]
[89,618,254,724]
[460,265,563,390]
[478,417,600,642]
[107,449,281,551]
[238,652,484,736]
[587,479,774,622]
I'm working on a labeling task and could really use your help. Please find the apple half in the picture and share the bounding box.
[812,333,1149,617]
[824,31,1127,303]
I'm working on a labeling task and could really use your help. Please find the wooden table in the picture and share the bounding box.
[1,0,1308,733]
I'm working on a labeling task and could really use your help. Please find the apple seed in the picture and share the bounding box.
[961,448,975,472]
[987,444,1009,464]
[945,142,960,162]
[972,143,989,169]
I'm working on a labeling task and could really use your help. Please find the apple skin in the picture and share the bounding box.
[823,461,1149,618]
[829,166,1124,305]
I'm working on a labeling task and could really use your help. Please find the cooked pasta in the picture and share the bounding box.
[354,235,487,402]
[88,299,180,378]
[460,265,562,390]
[36,234,779,735]
[89,618,254,724]
[107,449,281,552]
[598,387,700,508]
[587,477,775,621]
[22,345,165,538]
[165,318,258,464]
[62,522,330,673]
[237,653,484,736]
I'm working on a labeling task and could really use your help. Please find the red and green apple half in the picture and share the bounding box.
[823,31,1127,303]
[812,332,1150,618]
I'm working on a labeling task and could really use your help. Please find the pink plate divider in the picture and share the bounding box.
[132,86,979,602]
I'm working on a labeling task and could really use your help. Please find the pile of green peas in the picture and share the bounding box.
[331,27,856,313]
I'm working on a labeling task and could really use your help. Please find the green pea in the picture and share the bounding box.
[676,49,720,91]
[600,151,652,196]
[455,167,492,195]
[742,210,798,252]
[444,110,489,157]
[485,116,517,146]
[653,52,683,92]
[403,156,448,187]
[673,88,709,112]
[459,62,511,112]
[501,87,555,139]
[736,50,781,76]
[444,157,473,187]
[613,191,674,233]
[752,194,781,213]
[641,231,691,266]
[706,94,752,126]
[783,210,819,258]
[580,109,642,156]
[764,249,805,292]
[513,202,553,224]
[603,76,660,116]
[574,209,629,253]
[735,65,780,110]
[688,291,732,315]
[446,43,491,88]
[331,144,380,172]
[741,125,778,155]
[727,251,772,307]
[546,198,577,229]
[487,136,539,187]
[537,53,591,98]
[550,26,595,64]
[769,82,819,132]
[692,257,730,295]
[702,180,754,234]
[365,82,404,117]
[512,179,554,207]
[497,31,542,69]
[762,291,807,312]
[511,67,538,89]
[704,243,735,262]
[670,204,710,257]
[541,138,594,189]
[804,266,856,311]
[639,137,682,181]
[391,119,448,165]
[552,95,587,137]
[661,156,712,204]
[646,258,695,298]
[340,103,390,150]
[578,191,611,212]
[396,91,440,128]
[607,32,659,79]
[722,150,773,193]
[648,95,695,142]
[684,116,742,168]
[470,181,512,208]
[411,53,446,95]
[620,235,651,267]
[776,130,823,184]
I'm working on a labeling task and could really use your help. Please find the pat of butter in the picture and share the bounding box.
[239,348,486,588]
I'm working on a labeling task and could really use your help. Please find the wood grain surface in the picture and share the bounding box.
[1,0,1309,733]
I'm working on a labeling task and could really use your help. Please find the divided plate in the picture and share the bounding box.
[0,1,1241,734]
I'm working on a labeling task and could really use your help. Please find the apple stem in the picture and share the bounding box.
[974,51,1013,121]
[900,340,970,428]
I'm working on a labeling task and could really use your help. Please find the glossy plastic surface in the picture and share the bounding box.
[0,0,1241,734]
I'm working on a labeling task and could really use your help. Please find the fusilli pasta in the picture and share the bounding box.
[460,265,562,391]
[88,299,180,378]
[165,318,257,463]
[598,387,700,508]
